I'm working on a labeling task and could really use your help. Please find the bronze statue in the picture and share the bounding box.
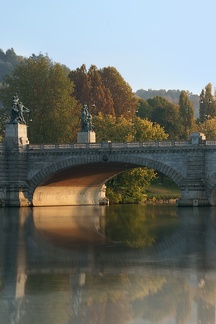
[10,94,30,124]
[81,104,93,131]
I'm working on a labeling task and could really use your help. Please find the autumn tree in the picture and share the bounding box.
[68,64,92,106]
[179,90,195,139]
[99,66,138,118]
[87,65,115,115]
[69,65,138,119]
[68,64,115,115]
[0,54,80,143]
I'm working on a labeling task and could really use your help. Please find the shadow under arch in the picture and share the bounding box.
[28,154,185,206]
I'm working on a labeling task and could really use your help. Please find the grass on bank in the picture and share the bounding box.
[145,177,180,203]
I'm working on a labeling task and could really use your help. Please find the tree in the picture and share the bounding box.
[87,65,115,115]
[133,117,168,141]
[196,117,216,140]
[179,90,195,139]
[93,114,167,143]
[68,64,92,106]
[199,83,216,122]
[68,64,115,116]
[106,167,156,204]
[99,66,138,118]
[0,54,80,143]
[136,98,152,120]
[148,96,182,139]
[0,48,24,82]
[93,113,132,142]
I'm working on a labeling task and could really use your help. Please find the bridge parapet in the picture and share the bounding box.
[28,140,191,152]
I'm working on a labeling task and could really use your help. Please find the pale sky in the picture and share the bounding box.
[1,0,216,95]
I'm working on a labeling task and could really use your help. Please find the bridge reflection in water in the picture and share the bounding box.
[0,205,216,323]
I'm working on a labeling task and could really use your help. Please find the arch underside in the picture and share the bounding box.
[30,156,184,207]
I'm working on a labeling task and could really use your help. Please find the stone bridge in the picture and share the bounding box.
[2,124,216,207]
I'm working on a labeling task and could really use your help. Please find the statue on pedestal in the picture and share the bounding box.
[81,104,94,132]
[10,94,30,124]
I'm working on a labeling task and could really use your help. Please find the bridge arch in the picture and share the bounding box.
[28,153,185,206]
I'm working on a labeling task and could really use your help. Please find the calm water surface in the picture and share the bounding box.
[0,204,216,323]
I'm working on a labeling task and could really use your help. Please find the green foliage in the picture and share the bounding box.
[136,88,200,118]
[179,90,195,139]
[199,83,216,122]
[133,117,168,141]
[147,96,183,139]
[196,117,216,140]
[93,113,132,142]
[136,98,152,120]
[0,54,80,143]
[93,113,168,143]
[0,48,24,82]
[106,167,156,204]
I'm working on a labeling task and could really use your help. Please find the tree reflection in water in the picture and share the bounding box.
[105,204,180,248]
[1,206,216,323]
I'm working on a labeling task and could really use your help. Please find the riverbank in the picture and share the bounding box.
[145,177,180,203]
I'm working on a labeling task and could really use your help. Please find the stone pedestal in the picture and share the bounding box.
[189,132,206,145]
[4,123,29,148]
[2,124,30,206]
[77,131,96,144]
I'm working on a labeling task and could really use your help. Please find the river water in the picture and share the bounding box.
[0,204,216,323]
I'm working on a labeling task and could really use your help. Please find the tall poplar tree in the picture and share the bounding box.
[179,90,194,139]
[87,65,115,115]
[199,83,216,122]
[68,64,92,105]
[68,64,115,116]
